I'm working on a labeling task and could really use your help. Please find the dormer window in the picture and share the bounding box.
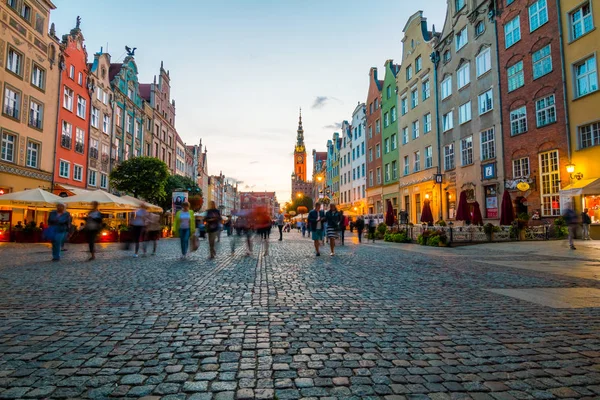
[475,21,485,36]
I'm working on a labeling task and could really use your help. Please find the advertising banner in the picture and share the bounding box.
[172,191,188,214]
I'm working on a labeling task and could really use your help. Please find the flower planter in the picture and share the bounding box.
[119,231,133,243]
[13,231,43,243]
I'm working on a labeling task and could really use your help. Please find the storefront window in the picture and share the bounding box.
[415,193,421,222]
[446,191,456,220]
[584,195,600,224]
[485,185,498,219]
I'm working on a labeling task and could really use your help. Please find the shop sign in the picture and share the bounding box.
[172,191,188,213]
[516,181,530,191]
[482,163,496,180]
[434,174,443,184]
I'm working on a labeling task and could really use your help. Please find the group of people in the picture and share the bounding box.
[563,206,593,250]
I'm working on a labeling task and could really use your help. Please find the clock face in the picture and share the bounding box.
[297,156,303,163]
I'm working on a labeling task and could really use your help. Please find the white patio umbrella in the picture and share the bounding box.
[0,188,62,210]
[61,190,139,211]
[120,195,163,213]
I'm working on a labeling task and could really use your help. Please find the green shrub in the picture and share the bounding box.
[417,234,427,245]
[377,223,388,235]
[384,233,394,242]
[428,236,441,246]
[554,216,566,227]
[394,233,411,243]
[436,220,447,226]
[554,225,568,239]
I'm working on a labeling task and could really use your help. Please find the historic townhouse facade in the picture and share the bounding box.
[381,60,400,216]
[351,102,367,214]
[1,0,59,193]
[86,50,112,191]
[339,120,352,211]
[397,11,439,224]
[366,67,383,215]
[326,133,341,204]
[496,0,568,217]
[53,20,90,193]
[312,150,327,201]
[436,0,505,222]
[175,134,186,177]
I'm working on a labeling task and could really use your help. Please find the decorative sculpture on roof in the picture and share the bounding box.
[76,16,81,29]
[125,46,137,57]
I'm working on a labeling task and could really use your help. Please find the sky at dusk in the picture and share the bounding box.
[51,0,447,202]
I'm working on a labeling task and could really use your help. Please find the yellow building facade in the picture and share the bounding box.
[559,0,600,237]
[0,0,59,194]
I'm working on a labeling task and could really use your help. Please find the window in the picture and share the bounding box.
[392,160,398,179]
[402,127,409,144]
[575,55,598,98]
[422,80,431,100]
[29,100,43,129]
[416,56,422,72]
[411,88,418,108]
[441,76,452,99]
[61,121,72,149]
[459,101,472,124]
[539,150,561,216]
[88,170,97,187]
[425,146,433,169]
[1,133,16,162]
[376,119,381,134]
[25,141,39,168]
[510,106,528,136]
[529,0,548,32]
[579,122,600,149]
[369,170,374,186]
[406,65,413,81]
[20,2,31,21]
[455,0,466,12]
[401,97,408,115]
[403,156,409,175]
[103,115,110,134]
[444,144,455,170]
[369,147,373,162]
[31,65,45,89]
[97,87,103,101]
[91,107,99,128]
[127,88,134,100]
[100,173,108,189]
[78,72,83,86]
[376,144,381,158]
[391,106,397,122]
[443,111,454,132]
[475,21,485,36]
[505,16,521,48]
[413,151,421,172]
[385,163,390,182]
[424,113,432,133]
[570,2,593,40]
[513,157,530,178]
[386,85,392,99]
[443,50,451,63]
[461,136,473,166]
[476,48,491,77]
[376,167,381,184]
[480,128,495,161]
[126,114,132,133]
[536,94,556,127]
[69,65,75,79]
[368,125,373,138]
[73,165,83,181]
[507,61,525,92]
[478,89,493,114]
[457,63,470,89]
[533,45,552,79]
[63,87,74,111]
[6,47,23,76]
[3,87,20,119]
[115,107,122,125]
[75,128,85,153]
[384,112,390,128]
[59,160,70,178]
[456,27,468,51]
[384,138,390,154]
[89,139,98,159]
[76,96,86,118]
[412,120,420,139]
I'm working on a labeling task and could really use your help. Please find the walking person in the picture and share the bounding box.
[339,211,348,246]
[205,201,222,259]
[47,203,71,261]
[368,217,377,243]
[564,206,578,250]
[254,206,271,256]
[307,203,325,256]
[325,204,342,256]
[144,212,162,255]
[277,212,284,241]
[301,220,307,237]
[355,216,365,243]
[582,208,592,240]
[131,204,148,258]
[85,201,103,261]
[174,201,195,259]
[61,214,75,252]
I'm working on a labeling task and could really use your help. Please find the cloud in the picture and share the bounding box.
[249,161,259,165]
[323,122,342,130]
[312,96,341,109]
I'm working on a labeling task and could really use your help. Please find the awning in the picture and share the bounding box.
[560,178,600,196]
[0,188,62,209]
[53,183,90,197]
[120,195,163,213]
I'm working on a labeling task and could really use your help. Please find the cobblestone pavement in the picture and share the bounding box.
[0,233,599,399]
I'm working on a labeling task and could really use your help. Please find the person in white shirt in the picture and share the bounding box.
[131,205,148,258]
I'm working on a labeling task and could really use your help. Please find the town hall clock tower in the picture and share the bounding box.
[294,109,306,181]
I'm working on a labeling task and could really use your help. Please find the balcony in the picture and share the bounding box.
[75,141,84,154]
[61,134,71,149]
[29,116,42,129]
[89,147,99,159]
[3,106,19,119]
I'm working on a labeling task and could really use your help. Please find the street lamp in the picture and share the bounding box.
[297,192,303,198]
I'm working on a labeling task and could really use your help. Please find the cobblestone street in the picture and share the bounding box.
[0,233,599,399]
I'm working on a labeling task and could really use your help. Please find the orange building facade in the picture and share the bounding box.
[53,20,89,192]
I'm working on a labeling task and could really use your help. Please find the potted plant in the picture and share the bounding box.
[516,212,530,240]
[436,220,447,227]
[483,223,500,242]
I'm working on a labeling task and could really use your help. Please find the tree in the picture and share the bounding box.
[286,196,313,213]
[158,175,203,212]
[110,157,169,203]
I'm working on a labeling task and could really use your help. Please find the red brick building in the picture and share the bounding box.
[496,0,569,217]
[53,21,90,193]
[240,191,277,217]
[365,67,383,215]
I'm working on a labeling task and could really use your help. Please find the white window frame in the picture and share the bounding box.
[1,132,16,163]
[91,107,100,128]
[459,101,472,124]
[460,136,473,166]
[574,55,598,98]
[76,96,86,119]
[412,120,420,139]
[529,0,548,32]
[441,76,452,99]
[444,144,455,171]
[510,106,528,136]
[59,160,70,178]
[455,26,468,52]
[402,127,409,144]
[478,89,493,115]
[73,164,83,182]
[505,16,521,48]
[480,128,496,161]
[424,113,432,133]
[103,115,111,134]
[533,45,552,79]
[443,111,454,132]
[31,64,45,89]
[401,97,408,115]
[63,87,74,111]
[570,2,594,41]
[476,48,492,77]
[403,155,409,176]
[6,47,23,76]
[535,94,556,127]
[425,146,433,169]
[513,157,530,179]
[100,173,108,189]
[539,150,561,217]
[26,141,39,168]
[457,63,470,89]
[579,121,600,149]
[508,61,525,92]
[88,169,97,187]
[411,88,418,108]
[413,151,421,172]
[422,79,431,100]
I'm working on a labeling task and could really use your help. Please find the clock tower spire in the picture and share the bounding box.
[293,107,307,182]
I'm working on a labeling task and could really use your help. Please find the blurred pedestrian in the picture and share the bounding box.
[144,212,162,255]
[47,203,71,261]
[563,206,578,250]
[254,206,271,256]
[85,201,103,261]
[355,216,365,243]
[174,201,195,259]
[325,204,342,256]
[582,208,591,240]
[307,203,325,256]
[277,212,284,241]
[340,211,348,245]
[131,204,148,258]
[206,201,222,259]
[368,217,376,243]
